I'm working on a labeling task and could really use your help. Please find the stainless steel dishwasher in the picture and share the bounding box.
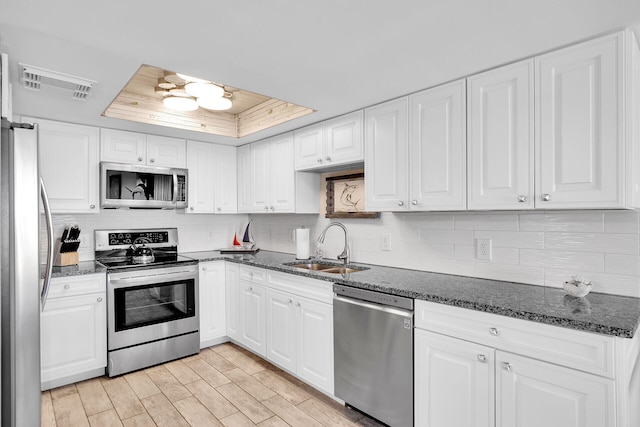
[333,284,414,427]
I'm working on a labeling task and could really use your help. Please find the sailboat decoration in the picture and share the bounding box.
[241,220,255,249]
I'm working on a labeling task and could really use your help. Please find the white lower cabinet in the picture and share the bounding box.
[496,351,614,427]
[225,264,267,356]
[199,261,227,348]
[266,271,334,394]
[415,300,637,427]
[41,274,106,390]
[415,329,494,427]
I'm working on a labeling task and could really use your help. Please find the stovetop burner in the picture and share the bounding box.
[94,228,197,271]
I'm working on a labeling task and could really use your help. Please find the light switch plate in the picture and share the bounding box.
[380,233,391,251]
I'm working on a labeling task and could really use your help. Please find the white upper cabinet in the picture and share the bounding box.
[213,144,238,213]
[186,141,237,214]
[186,140,215,213]
[409,80,467,211]
[467,60,534,210]
[364,97,409,211]
[294,111,364,171]
[246,132,319,214]
[101,129,186,168]
[26,117,100,213]
[535,31,631,209]
[237,144,252,213]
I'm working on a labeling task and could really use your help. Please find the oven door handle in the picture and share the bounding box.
[109,271,197,288]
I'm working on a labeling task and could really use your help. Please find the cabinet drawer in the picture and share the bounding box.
[239,265,267,285]
[415,300,615,378]
[47,274,106,300]
[267,271,333,304]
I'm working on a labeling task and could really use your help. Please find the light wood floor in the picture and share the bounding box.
[41,342,384,427]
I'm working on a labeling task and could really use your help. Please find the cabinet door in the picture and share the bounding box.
[41,293,107,388]
[409,80,466,211]
[199,261,226,348]
[296,295,333,394]
[100,129,146,164]
[468,60,534,210]
[536,33,623,208]
[240,282,266,356]
[269,133,296,213]
[250,140,271,213]
[325,110,364,167]
[266,288,297,372]
[32,118,100,213]
[186,140,215,213]
[225,263,241,341]
[415,329,494,427]
[364,97,409,211]
[147,135,186,168]
[214,145,238,213]
[496,351,615,427]
[236,144,252,213]
[294,123,324,170]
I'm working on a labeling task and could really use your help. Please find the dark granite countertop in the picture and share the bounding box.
[47,261,107,279]
[182,250,640,339]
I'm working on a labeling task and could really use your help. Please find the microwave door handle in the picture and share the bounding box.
[173,172,178,205]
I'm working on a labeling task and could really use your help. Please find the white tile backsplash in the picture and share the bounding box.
[251,209,640,297]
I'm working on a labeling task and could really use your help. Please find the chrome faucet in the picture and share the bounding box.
[317,222,350,266]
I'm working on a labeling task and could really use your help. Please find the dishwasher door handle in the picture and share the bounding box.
[334,295,413,318]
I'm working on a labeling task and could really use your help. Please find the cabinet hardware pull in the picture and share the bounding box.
[398,201,404,206]
[97,297,103,302]
[190,207,194,210]
[137,156,143,162]
[90,204,96,209]
[270,206,275,211]
[64,284,70,290]
[202,267,207,271]
[249,286,253,291]
[489,327,499,336]
[150,158,155,163]
[517,195,527,203]
[502,362,512,372]
[317,158,323,163]
[541,194,551,201]
[295,302,301,307]
[411,200,418,205]
[477,354,487,363]
[325,156,331,161]
[288,299,293,304]
[217,207,221,211]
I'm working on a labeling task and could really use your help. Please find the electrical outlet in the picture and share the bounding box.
[380,233,391,251]
[476,238,491,260]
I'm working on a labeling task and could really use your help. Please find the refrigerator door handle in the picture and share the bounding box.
[40,177,54,310]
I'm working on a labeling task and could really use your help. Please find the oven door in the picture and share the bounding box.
[107,265,199,351]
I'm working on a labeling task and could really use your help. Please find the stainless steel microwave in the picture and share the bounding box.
[100,162,188,209]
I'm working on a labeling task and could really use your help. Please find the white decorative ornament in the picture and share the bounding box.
[563,276,593,298]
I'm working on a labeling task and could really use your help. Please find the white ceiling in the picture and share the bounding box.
[2,0,640,146]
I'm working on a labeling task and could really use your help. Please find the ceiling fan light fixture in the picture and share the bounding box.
[163,73,186,85]
[197,96,232,111]
[185,82,224,98]
[163,95,198,111]
[176,72,208,83]
[155,88,170,96]
[168,88,191,97]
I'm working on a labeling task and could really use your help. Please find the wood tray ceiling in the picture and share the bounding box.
[102,64,314,138]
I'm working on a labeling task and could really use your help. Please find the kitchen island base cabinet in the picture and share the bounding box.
[40,274,106,391]
[199,261,227,348]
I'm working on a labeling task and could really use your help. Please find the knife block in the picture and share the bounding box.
[53,238,79,266]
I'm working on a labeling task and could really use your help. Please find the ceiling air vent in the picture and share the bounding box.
[19,64,96,100]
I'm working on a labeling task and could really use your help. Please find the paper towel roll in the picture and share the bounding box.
[296,227,310,259]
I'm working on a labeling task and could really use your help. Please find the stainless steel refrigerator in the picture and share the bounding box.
[1,117,54,426]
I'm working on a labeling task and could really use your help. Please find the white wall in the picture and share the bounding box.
[250,204,640,298]
[43,210,248,261]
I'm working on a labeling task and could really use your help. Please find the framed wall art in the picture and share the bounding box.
[325,172,379,218]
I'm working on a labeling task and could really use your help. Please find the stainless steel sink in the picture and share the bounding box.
[286,261,367,274]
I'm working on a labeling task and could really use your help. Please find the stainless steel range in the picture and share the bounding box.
[95,228,199,377]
